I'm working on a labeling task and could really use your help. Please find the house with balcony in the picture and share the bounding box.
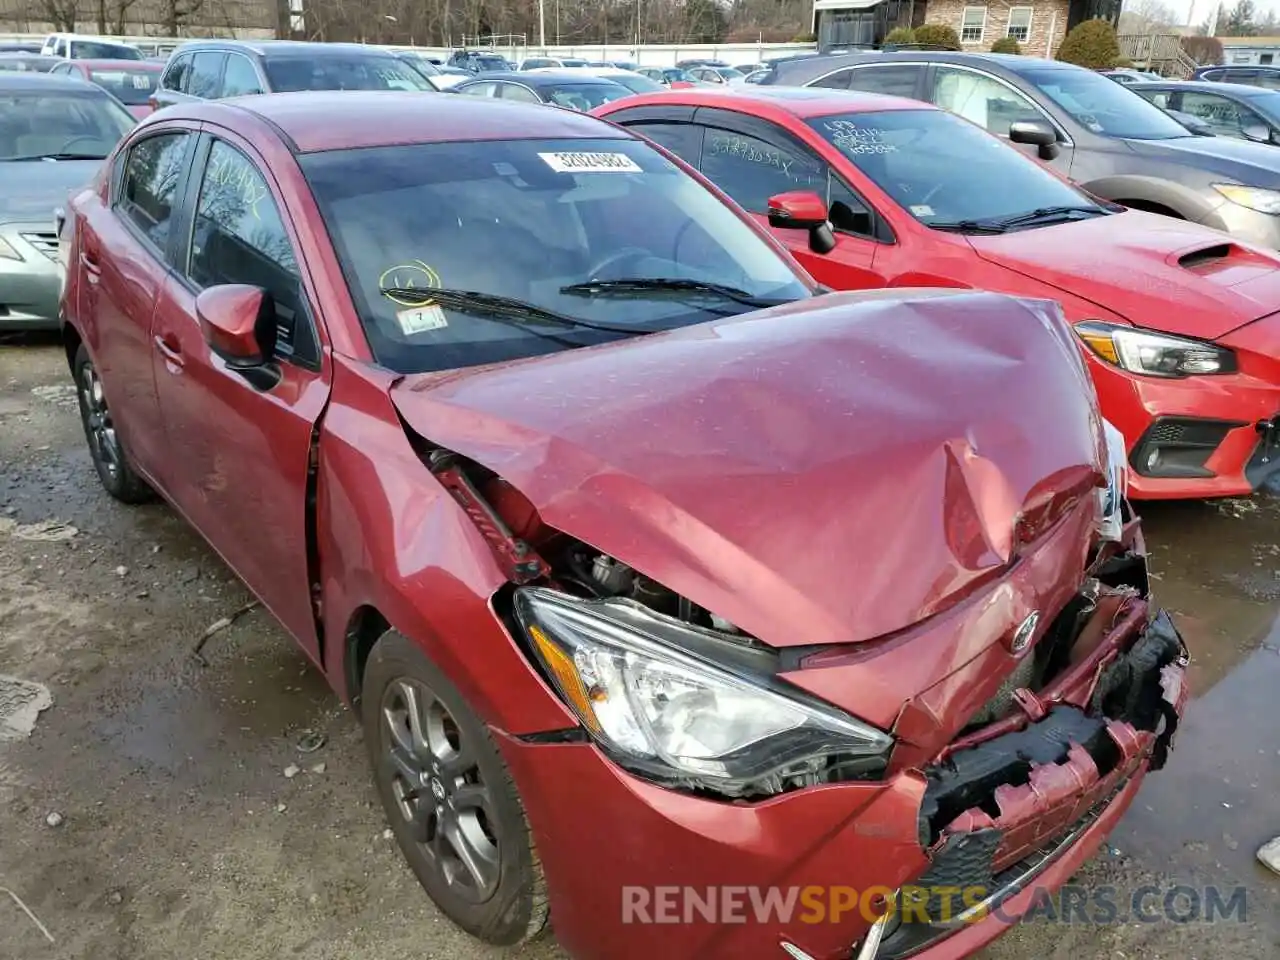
[813,0,1120,57]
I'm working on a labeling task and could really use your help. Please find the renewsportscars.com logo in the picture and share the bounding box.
[620,883,1249,926]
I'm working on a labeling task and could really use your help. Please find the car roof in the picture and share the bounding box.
[463,70,625,87]
[1131,79,1278,97]
[185,90,635,153]
[0,71,105,92]
[770,50,1067,84]
[601,84,934,118]
[72,58,164,69]
[173,39,401,59]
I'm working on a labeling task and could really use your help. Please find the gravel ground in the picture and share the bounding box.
[1,336,1277,960]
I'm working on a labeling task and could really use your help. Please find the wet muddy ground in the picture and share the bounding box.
[1,336,1277,960]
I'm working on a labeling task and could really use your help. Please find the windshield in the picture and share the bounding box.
[0,91,135,160]
[263,55,434,92]
[73,41,142,60]
[403,56,440,75]
[1019,65,1193,139]
[301,137,810,373]
[718,67,746,79]
[474,56,510,71]
[810,109,1099,226]
[542,82,631,110]
[88,66,159,104]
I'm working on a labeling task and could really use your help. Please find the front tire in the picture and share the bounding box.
[361,630,549,945]
[73,343,152,504]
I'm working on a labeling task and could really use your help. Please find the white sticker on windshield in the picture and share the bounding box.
[538,151,642,173]
[395,304,448,335]
[910,204,935,217]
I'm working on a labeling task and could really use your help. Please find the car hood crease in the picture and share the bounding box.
[390,290,1107,647]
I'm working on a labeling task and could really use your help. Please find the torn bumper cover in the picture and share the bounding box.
[877,610,1188,960]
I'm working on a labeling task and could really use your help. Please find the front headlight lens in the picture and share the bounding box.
[1213,182,1280,215]
[514,587,892,791]
[1075,321,1237,378]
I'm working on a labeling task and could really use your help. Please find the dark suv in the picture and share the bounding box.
[762,51,1280,249]
[153,40,434,109]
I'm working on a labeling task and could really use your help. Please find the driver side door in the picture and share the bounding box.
[149,129,330,661]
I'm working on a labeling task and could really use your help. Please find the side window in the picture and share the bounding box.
[163,54,191,92]
[460,81,499,97]
[498,82,540,102]
[49,61,71,75]
[1180,91,1264,138]
[626,121,703,166]
[1141,90,1172,109]
[700,127,826,214]
[54,38,67,57]
[221,54,263,97]
[187,141,314,364]
[117,133,191,252]
[187,51,226,99]
[810,68,853,90]
[931,66,1043,136]
[1223,68,1258,84]
[844,64,922,99]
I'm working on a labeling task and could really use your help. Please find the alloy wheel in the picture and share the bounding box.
[79,361,121,480]
[381,678,502,902]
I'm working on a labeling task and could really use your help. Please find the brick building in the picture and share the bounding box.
[814,0,1120,56]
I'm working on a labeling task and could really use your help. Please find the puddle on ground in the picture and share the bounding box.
[1111,497,1280,929]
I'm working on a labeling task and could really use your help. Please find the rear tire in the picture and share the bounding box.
[361,629,549,945]
[73,344,152,504]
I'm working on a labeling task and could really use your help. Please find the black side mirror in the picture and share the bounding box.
[1009,120,1061,160]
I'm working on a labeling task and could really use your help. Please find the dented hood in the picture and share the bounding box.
[390,290,1107,648]
[968,211,1280,340]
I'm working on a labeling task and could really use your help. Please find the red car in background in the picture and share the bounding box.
[48,58,163,118]
[60,91,1186,960]
[595,88,1280,500]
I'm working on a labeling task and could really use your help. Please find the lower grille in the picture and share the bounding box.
[1129,416,1243,479]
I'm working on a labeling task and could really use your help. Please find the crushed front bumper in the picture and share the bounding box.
[495,597,1188,960]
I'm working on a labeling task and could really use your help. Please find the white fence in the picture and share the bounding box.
[0,33,816,66]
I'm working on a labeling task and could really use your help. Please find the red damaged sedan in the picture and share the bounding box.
[595,88,1280,500]
[60,92,1187,960]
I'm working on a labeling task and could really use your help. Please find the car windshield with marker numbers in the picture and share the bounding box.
[0,89,136,160]
[300,136,810,373]
[261,54,435,92]
[809,108,1107,231]
[1020,65,1194,139]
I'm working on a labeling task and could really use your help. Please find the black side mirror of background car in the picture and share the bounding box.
[1009,120,1061,160]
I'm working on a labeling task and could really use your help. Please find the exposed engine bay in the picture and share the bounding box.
[422,442,1183,814]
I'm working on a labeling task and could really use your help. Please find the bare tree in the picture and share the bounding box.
[28,0,79,31]
[161,0,204,35]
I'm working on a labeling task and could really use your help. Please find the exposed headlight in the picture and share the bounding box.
[1212,183,1280,215]
[1075,321,1237,378]
[0,237,21,261]
[514,587,892,793]
[1097,419,1128,542]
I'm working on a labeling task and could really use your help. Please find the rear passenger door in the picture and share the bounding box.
[150,129,329,659]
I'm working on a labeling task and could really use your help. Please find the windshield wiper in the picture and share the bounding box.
[559,277,792,309]
[9,152,109,162]
[991,205,1107,228]
[378,286,644,335]
[926,220,1010,235]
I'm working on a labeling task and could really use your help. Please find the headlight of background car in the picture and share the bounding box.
[1075,321,1237,377]
[1097,419,1128,542]
[1213,183,1280,215]
[514,587,892,795]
